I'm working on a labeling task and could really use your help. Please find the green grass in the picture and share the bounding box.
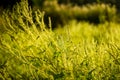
[0,0,120,80]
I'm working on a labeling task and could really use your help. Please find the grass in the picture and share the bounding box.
[0,0,120,80]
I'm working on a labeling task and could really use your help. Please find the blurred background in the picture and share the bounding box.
[0,0,120,29]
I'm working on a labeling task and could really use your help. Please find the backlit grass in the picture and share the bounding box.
[0,0,120,80]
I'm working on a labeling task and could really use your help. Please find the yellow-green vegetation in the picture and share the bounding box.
[0,0,120,80]
[43,1,116,28]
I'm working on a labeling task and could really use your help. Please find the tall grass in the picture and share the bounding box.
[43,1,117,28]
[0,0,120,80]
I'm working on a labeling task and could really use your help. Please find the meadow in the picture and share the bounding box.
[0,0,120,80]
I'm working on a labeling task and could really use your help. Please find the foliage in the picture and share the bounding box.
[0,0,118,29]
[0,0,120,80]
[43,1,117,28]
[32,0,120,12]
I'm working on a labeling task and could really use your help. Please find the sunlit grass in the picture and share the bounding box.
[0,0,120,80]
